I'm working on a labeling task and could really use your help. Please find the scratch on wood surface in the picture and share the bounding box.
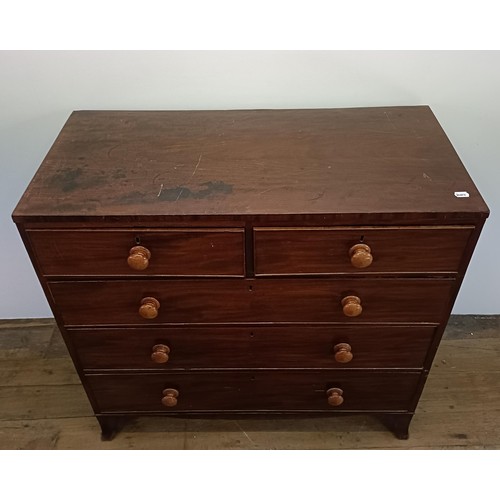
[157,183,164,197]
[50,431,61,449]
[175,188,184,202]
[309,191,325,201]
[235,421,257,447]
[365,129,397,135]
[258,187,278,196]
[423,172,432,181]
[190,153,203,179]
[174,154,203,201]
[384,111,397,129]
[107,144,120,158]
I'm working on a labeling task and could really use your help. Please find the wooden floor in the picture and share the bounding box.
[0,316,499,450]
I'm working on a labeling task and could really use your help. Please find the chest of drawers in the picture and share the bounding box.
[13,107,489,440]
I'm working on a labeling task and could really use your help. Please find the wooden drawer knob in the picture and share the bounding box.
[127,245,151,270]
[139,297,160,319]
[327,387,344,407]
[334,343,353,363]
[151,344,170,364]
[341,295,362,317]
[161,388,179,407]
[349,243,373,268]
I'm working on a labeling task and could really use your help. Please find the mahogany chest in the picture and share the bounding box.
[13,107,489,440]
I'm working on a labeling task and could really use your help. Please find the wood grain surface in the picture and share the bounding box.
[254,226,473,275]
[48,278,455,326]
[27,228,245,276]
[12,107,489,223]
[70,325,437,370]
[85,370,421,412]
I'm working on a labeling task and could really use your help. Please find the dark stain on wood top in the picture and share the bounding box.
[156,181,233,202]
[13,107,489,222]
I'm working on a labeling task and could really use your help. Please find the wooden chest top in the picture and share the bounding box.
[13,106,489,224]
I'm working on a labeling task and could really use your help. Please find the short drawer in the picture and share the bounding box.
[254,226,473,275]
[27,228,245,276]
[87,371,421,412]
[49,278,454,326]
[73,325,436,370]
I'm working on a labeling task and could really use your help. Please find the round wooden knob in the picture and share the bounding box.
[151,344,170,364]
[334,343,353,363]
[161,388,179,407]
[341,295,362,317]
[127,245,151,270]
[139,297,160,319]
[349,243,373,269]
[327,388,344,407]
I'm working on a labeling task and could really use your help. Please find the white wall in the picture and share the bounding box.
[1,50,498,318]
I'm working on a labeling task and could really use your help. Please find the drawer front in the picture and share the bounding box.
[49,278,454,326]
[27,229,245,276]
[73,325,436,370]
[87,371,421,412]
[254,227,473,275]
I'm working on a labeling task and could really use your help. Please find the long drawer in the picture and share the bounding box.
[49,278,454,326]
[254,226,473,275]
[27,228,245,276]
[72,325,437,370]
[87,371,421,412]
